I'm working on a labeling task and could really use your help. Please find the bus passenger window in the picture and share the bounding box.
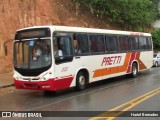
[73,39,81,54]
[54,36,73,63]
[105,35,118,52]
[89,35,96,53]
[53,37,63,57]
[89,35,105,53]
[130,37,139,51]
[119,36,129,51]
[75,34,89,55]
[97,35,105,53]
[139,37,148,50]
[147,37,152,50]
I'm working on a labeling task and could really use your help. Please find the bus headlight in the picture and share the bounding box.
[14,75,22,80]
[41,73,51,81]
[42,77,47,81]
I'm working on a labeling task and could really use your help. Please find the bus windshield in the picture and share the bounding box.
[14,39,51,70]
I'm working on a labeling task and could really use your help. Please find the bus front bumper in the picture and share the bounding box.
[14,77,73,91]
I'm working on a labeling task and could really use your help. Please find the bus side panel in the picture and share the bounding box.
[91,51,152,81]
[91,53,130,81]
[136,51,153,71]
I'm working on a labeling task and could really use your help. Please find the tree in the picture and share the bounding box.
[151,29,160,50]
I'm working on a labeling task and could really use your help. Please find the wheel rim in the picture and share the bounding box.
[78,75,85,86]
[133,66,137,76]
[156,62,158,67]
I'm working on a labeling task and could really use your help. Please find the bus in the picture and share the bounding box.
[13,26,153,91]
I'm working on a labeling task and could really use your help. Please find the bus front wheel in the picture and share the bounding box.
[76,71,86,91]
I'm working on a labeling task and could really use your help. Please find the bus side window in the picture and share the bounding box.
[89,35,97,53]
[53,37,63,57]
[119,36,129,51]
[147,37,152,50]
[139,37,148,50]
[54,36,73,63]
[105,35,118,52]
[89,34,105,53]
[130,36,139,51]
[97,35,105,53]
[75,34,89,55]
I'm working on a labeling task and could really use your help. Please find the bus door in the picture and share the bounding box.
[53,35,74,89]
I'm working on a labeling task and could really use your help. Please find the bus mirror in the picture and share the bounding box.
[3,39,12,56]
[55,55,73,64]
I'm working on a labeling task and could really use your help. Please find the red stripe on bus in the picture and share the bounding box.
[127,52,136,73]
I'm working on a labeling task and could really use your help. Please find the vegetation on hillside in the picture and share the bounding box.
[74,0,160,31]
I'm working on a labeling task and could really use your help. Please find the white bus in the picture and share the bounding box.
[13,26,153,91]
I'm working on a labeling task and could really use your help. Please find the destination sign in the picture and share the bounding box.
[15,28,50,39]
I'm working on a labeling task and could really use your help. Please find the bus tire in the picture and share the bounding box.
[130,63,138,78]
[155,61,158,67]
[76,71,86,91]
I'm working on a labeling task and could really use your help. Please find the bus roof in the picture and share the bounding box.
[16,25,151,36]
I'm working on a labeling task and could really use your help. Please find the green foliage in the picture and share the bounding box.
[74,0,160,31]
[151,29,160,50]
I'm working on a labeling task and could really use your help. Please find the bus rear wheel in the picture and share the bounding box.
[130,63,138,78]
[155,61,158,67]
[76,71,86,91]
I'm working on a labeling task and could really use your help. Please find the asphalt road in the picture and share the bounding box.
[0,67,160,120]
